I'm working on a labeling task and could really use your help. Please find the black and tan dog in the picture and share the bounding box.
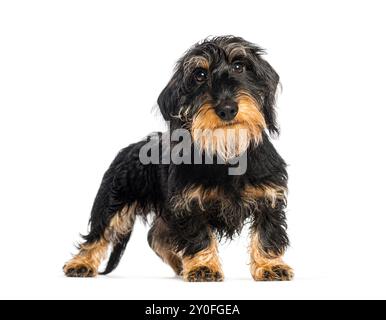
[64,36,293,281]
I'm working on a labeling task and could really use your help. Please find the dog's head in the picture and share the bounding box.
[158,36,280,160]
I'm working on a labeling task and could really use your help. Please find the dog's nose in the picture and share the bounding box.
[215,103,238,121]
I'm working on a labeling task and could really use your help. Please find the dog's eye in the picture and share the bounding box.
[232,61,245,73]
[194,68,208,83]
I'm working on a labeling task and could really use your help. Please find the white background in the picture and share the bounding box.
[1,0,385,300]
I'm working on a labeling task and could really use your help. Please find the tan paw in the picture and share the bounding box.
[184,266,224,282]
[63,260,97,278]
[252,263,294,281]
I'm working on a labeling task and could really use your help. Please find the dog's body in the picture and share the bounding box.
[64,36,293,281]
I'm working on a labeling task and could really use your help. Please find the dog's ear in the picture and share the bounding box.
[252,56,280,135]
[157,69,183,121]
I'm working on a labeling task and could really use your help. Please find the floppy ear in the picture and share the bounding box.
[254,57,280,135]
[157,69,183,121]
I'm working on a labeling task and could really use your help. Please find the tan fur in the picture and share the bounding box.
[250,232,293,281]
[183,56,209,74]
[104,203,137,244]
[63,238,109,277]
[171,185,220,212]
[183,44,247,75]
[243,184,287,208]
[171,105,192,122]
[64,204,137,277]
[225,43,247,61]
[172,183,285,214]
[191,102,218,133]
[182,237,223,281]
[191,92,266,161]
[236,91,267,138]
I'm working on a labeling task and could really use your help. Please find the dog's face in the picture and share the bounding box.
[158,36,280,160]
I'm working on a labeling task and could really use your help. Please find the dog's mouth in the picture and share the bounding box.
[213,120,243,130]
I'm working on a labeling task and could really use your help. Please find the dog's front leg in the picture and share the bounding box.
[172,216,224,282]
[250,198,294,281]
[181,236,224,282]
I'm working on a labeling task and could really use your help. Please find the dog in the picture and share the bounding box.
[64,36,293,281]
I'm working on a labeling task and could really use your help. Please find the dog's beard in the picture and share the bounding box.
[192,126,250,161]
[191,92,266,162]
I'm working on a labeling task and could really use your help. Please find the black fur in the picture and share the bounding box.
[68,36,289,276]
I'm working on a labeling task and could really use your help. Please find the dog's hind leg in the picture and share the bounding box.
[63,238,109,278]
[63,202,137,278]
[64,141,157,277]
[148,218,183,276]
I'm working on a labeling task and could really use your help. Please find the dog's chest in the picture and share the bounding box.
[169,182,285,217]
[170,184,256,215]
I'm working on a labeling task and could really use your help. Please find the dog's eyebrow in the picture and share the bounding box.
[225,43,247,61]
[183,56,209,73]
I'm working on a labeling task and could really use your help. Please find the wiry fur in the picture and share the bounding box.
[64,36,293,281]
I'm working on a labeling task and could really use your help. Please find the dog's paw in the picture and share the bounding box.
[251,263,294,281]
[185,266,224,282]
[63,260,97,278]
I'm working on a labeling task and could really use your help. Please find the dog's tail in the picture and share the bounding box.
[100,232,133,275]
